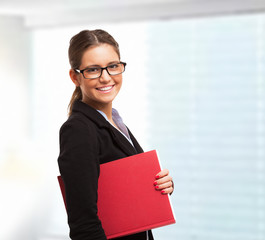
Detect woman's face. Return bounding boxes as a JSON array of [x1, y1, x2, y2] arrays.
[[71, 44, 122, 110]]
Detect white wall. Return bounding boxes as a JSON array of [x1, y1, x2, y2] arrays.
[[0, 16, 39, 240], [0, 16, 30, 152], [0, 16, 58, 240]]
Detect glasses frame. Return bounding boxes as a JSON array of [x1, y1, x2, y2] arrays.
[[75, 61, 127, 79]]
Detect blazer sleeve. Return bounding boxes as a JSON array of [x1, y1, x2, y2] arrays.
[[58, 117, 107, 240]]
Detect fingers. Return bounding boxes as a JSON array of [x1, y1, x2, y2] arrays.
[[154, 170, 174, 195], [155, 169, 169, 179], [154, 175, 173, 186], [161, 186, 174, 195], [154, 183, 174, 195]]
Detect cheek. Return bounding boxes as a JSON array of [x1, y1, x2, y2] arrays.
[[79, 81, 93, 95], [81, 79, 94, 88], [116, 75, 123, 85], [116, 78, 122, 92]]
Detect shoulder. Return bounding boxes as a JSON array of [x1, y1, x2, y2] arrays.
[[59, 112, 98, 142], [61, 111, 95, 130]]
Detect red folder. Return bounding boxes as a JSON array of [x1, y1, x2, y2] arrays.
[[58, 150, 175, 239]]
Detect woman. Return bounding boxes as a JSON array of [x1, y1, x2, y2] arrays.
[[58, 29, 174, 240]]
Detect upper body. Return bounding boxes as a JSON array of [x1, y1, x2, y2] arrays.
[[57, 29, 173, 240], [58, 100, 154, 239]]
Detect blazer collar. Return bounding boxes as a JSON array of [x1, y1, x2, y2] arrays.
[[72, 100, 140, 156], [72, 100, 109, 128]]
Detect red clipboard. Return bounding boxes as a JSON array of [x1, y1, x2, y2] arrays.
[[58, 150, 175, 239]]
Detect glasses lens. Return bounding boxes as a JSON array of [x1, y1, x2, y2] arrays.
[[107, 63, 125, 75], [83, 67, 101, 79]]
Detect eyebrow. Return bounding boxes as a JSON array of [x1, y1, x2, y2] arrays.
[[83, 61, 120, 69]]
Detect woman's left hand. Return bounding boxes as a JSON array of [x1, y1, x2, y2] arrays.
[[154, 169, 174, 195]]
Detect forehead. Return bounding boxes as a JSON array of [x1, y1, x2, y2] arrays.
[[80, 44, 119, 68]]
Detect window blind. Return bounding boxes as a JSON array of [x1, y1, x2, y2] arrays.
[[146, 14, 265, 240]]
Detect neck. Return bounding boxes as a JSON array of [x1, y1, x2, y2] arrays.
[[82, 99, 113, 121], [97, 103, 118, 128], [100, 105, 113, 121]]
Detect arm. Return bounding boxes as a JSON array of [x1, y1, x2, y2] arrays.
[[58, 119, 107, 240]]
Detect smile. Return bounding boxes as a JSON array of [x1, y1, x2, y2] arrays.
[[96, 85, 114, 93]]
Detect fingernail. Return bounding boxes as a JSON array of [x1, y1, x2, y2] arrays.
[[154, 181, 157, 185], [156, 175, 160, 179], [161, 190, 165, 194], [155, 185, 159, 189]]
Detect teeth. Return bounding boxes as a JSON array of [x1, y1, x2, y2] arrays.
[[98, 86, 112, 91]]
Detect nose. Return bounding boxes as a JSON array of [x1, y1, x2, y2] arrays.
[[99, 68, 111, 82]]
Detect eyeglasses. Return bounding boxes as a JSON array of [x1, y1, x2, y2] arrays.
[[75, 62, 126, 79]]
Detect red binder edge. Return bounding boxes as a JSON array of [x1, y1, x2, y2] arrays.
[[57, 176, 67, 210], [107, 219, 176, 239], [155, 150, 176, 224]]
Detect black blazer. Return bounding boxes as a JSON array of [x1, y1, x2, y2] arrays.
[[58, 100, 154, 240]]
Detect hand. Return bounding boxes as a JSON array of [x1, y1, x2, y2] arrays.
[[154, 169, 174, 195]]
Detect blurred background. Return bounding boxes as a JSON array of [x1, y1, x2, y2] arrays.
[[0, 0, 265, 239]]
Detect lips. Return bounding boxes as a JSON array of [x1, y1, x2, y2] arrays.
[[96, 85, 114, 93]]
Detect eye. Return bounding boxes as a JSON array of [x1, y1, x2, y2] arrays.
[[84, 67, 100, 73], [108, 63, 119, 69]]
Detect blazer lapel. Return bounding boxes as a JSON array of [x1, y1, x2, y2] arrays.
[[127, 127, 144, 154], [72, 100, 140, 156], [108, 126, 139, 156]]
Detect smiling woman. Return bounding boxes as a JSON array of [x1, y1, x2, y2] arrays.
[[57, 29, 174, 240]]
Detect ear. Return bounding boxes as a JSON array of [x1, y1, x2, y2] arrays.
[[69, 69, 80, 86]]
